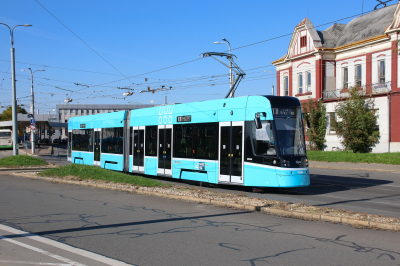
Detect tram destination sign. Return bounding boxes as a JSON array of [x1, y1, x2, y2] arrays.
[[272, 108, 296, 117], [177, 115, 191, 122]]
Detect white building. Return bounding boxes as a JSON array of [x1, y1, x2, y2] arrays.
[[272, 4, 400, 152]]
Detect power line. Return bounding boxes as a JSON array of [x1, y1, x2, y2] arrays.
[[34, 0, 134, 84]]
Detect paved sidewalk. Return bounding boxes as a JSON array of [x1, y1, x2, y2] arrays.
[[18, 145, 52, 156], [309, 160, 400, 173]]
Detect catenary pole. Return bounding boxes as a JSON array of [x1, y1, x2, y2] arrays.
[[0, 23, 32, 155], [21, 68, 45, 154]]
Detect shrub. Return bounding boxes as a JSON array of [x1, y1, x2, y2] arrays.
[[334, 87, 380, 153], [302, 98, 326, 151]]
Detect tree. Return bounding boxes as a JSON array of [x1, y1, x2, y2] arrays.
[[302, 98, 326, 150], [0, 105, 27, 121], [334, 87, 380, 153], [0, 106, 28, 136]]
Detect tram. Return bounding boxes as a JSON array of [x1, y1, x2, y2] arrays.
[[68, 95, 310, 187]]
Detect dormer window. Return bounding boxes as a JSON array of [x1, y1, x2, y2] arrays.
[[300, 36, 307, 48]]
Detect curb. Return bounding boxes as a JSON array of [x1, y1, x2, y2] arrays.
[[9, 173, 400, 232]]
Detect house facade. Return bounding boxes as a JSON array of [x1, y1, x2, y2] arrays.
[[272, 4, 400, 153]]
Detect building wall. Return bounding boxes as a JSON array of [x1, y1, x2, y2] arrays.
[[336, 55, 367, 89], [324, 96, 389, 153], [371, 50, 391, 84], [292, 56, 316, 101]]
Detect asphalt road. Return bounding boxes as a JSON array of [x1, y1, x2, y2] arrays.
[[0, 174, 399, 266], [1, 147, 400, 218]]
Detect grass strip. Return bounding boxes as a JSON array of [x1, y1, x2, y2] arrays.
[[39, 164, 170, 187], [307, 151, 400, 165], [0, 155, 47, 166]]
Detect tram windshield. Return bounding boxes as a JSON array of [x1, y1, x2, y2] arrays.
[[273, 107, 306, 156]]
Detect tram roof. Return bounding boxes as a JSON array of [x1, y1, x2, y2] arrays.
[[129, 95, 300, 126], [69, 111, 126, 129]]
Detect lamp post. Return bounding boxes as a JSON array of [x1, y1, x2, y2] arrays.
[[0, 23, 32, 155], [263, 71, 275, 95], [21, 68, 45, 154], [214, 38, 234, 96]]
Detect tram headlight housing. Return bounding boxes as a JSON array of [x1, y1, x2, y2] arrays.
[[283, 160, 287, 167]]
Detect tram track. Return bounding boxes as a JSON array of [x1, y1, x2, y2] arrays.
[[2, 163, 399, 218]]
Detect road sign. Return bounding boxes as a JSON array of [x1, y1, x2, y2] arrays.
[[30, 124, 37, 130], [30, 118, 36, 124]]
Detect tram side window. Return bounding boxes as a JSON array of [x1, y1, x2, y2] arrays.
[[101, 127, 123, 154], [72, 129, 93, 152], [145, 126, 157, 156], [174, 124, 193, 158], [251, 121, 276, 156], [195, 123, 218, 160]]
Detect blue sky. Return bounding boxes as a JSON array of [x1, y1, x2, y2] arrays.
[[0, 0, 393, 113]]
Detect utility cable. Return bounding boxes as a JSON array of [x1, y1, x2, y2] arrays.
[[34, 0, 134, 84]]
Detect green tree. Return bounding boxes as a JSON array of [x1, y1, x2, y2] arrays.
[[0, 105, 27, 121], [334, 87, 380, 153], [0, 106, 28, 136], [302, 98, 326, 150]]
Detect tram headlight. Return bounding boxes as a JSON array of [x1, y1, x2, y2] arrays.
[[283, 160, 287, 167], [273, 160, 277, 165]]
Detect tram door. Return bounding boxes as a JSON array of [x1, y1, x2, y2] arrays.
[[93, 128, 101, 166], [157, 125, 172, 175], [67, 130, 72, 162], [219, 121, 244, 184], [132, 126, 145, 172]]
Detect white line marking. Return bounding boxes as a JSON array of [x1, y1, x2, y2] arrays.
[[0, 260, 70, 265], [0, 224, 134, 266], [0, 235, 86, 266]]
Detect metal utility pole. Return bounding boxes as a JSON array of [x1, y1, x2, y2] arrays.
[[0, 23, 32, 155], [21, 68, 45, 154], [214, 38, 235, 96], [263, 71, 275, 95]]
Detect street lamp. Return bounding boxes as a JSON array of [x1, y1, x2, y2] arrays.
[[263, 71, 275, 96], [21, 68, 45, 154], [0, 23, 32, 155], [214, 38, 234, 96]]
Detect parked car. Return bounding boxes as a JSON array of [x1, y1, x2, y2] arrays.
[[60, 138, 68, 144], [22, 141, 31, 149], [52, 139, 59, 144]]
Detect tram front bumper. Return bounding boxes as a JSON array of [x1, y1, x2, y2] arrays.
[[276, 168, 310, 187]]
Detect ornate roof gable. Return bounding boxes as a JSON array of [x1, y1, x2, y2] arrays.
[[286, 18, 321, 60], [385, 3, 400, 33]]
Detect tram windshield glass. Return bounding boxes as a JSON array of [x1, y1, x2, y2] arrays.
[[273, 107, 306, 156]]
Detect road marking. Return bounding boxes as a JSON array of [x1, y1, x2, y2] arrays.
[[0, 224, 134, 266], [0, 234, 86, 266], [0, 260, 70, 265]]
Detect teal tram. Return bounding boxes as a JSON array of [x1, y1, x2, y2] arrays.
[[68, 95, 310, 188]]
